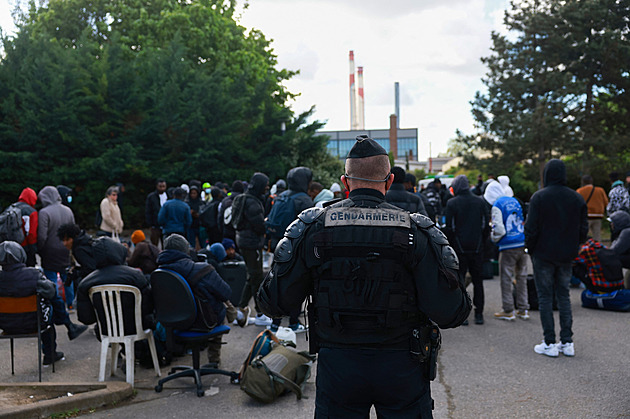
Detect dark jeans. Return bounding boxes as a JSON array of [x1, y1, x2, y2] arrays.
[[239, 248, 263, 313], [150, 227, 163, 248], [187, 226, 201, 249], [532, 257, 573, 345], [271, 310, 300, 328], [315, 348, 433, 419], [457, 252, 484, 314], [43, 270, 71, 326], [41, 326, 57, 357]]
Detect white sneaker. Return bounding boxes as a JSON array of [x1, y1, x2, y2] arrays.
[[290, 323, 307, 334], [516, 310, 530, 320], [534, 341, 559, 357], [254, 314, 272, 327], [557, 342, 575, 357]]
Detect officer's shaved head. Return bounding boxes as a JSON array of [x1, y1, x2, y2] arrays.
[[344, 155, 392, 192]]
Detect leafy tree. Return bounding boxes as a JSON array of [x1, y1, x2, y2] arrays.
[[0, 0, 340, 226], [455, 0, 630, 186]]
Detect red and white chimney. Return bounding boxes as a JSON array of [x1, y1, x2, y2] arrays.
[[349, 51, 358, 130], [357, 66, 365, 130]]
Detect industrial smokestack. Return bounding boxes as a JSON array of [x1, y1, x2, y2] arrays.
[[357, 66, 365, 130], [349, 51, 358, 130], [395, 82, 400, 128]]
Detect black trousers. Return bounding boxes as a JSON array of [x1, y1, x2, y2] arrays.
[[315, 348, 433, 419], [457, 251, 484, 314]]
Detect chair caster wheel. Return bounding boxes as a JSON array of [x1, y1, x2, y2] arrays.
[[155, 385, 162, 393], [197, 389, 204, 397]]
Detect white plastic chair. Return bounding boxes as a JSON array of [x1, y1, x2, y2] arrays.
[[88, 284, 161, 387]]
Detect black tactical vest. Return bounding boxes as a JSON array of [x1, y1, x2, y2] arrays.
[[310, 205, 426, 349]]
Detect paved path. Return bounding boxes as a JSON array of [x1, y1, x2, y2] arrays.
[[2, 277, 629, 418]]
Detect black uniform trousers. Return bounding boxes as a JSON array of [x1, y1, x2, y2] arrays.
[[315, 347, 433, 419]]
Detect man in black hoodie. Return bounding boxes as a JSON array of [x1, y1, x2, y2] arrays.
[[268, 167, 314, 333], [444, 175, 490, 325], [231, 172, 271, 326], [525, 159, 588, 358], [77, 237, 155, 337], [386, 167, 427, 216]]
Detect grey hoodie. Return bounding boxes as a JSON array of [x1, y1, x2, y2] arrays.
[[610, 211, 630, 257], [37, 186, 75, 271]]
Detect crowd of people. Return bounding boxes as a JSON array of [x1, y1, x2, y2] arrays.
[[0, 154, 629, 412]]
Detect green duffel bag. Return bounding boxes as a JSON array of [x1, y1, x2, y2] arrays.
[[240, 343, 316, 403]]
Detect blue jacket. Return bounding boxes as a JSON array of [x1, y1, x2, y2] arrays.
[[491, 196, 525, 251], [156, 249, 232, 324], [158, 199, 192, 235]]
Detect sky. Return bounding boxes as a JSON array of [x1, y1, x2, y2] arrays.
[[0, 0, 512, 161]]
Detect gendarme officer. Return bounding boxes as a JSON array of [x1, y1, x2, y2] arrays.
[[257, 135, 471, 418]]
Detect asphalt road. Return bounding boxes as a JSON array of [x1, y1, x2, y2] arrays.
[[2, 276, 629, 418]]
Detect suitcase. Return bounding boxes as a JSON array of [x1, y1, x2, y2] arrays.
[[217, 260, 248, 306], [581, 289, 630, 312]]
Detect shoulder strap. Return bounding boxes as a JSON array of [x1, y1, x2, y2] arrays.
[[585, 185, 595, 204], [254, 359, 305, 400], [187, 264, 215, 289]]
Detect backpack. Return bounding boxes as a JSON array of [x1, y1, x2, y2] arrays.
[[199, 201, 220, 229], [186, 265, 219, 332], [95, 208, 103, 229], [595, 247, 623, 283], [0, 204, 25, 244], [231, 194, 250, 230], [240, 340, 316, 403], [238, 329, 279, 381], [264, 192, 307, 240]]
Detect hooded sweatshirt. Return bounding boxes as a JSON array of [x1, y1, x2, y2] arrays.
[[235, 172, 269, 250], [0, 242, 56, 334], [444, 175, 490, 254], [524, 159, 588, 263], [156, 249, 232, 324], [488, 182, 526, 251], [16, 188, 38, 247], [37, 186, 75, 272], [77, 237, 155, 333], [610, 211, 630, 259], [286, 167, 314, 214]]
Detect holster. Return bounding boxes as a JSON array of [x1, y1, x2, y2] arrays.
[[410, 323, 441, 381]]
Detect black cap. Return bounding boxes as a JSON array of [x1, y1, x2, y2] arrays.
[[347, 135, 388, 159]]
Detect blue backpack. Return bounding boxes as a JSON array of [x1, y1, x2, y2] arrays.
[[265, 192, 306, 240]]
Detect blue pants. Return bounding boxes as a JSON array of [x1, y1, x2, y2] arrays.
[[43, 270, 71, 326], [532, 257, 573, 345], [315, 348, 433, 418]]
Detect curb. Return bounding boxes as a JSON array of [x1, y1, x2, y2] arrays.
[[0, 382, 133, 419]]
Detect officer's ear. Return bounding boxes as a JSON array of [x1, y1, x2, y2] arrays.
[[341, 175, 350, 192], [384, 173, 394, 192]]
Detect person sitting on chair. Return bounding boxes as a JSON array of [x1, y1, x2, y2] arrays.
[[0, 241, 62, 366], [156, 234, 232, 365], [77, 237, 156, 339]]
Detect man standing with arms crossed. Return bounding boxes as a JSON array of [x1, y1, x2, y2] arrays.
[[258, 136, 471, 418]]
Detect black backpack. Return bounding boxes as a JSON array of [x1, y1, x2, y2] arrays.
[[0, 204, 25, 244], [595, 247, 623, 282], [199, 201, 220, 230]]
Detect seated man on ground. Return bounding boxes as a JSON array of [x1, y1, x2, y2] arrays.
[[0, 241, 62, 365], [127, 230, 160, 276], [574, 238, 625, 293], [77, 237, 156, 339], [156, 234, 233, 365], [221, 238, 243, 262]]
